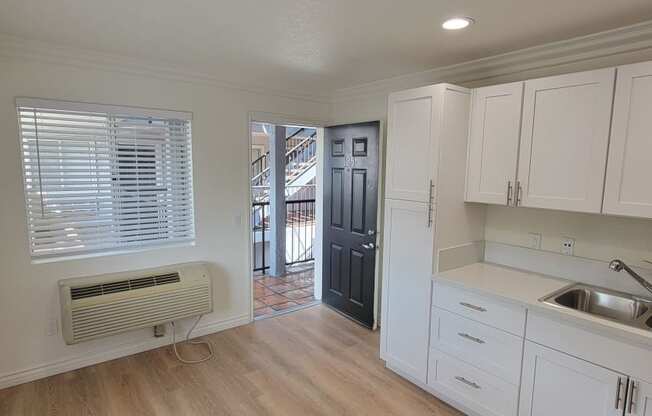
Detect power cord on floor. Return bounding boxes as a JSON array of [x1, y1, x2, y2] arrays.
[[170, 315, 214, 364]]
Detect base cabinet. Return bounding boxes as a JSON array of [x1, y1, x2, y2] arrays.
[[519, 341, 625, 416], [628, 379, 652, 416], [428, 349, 519, 416], [388, 278, 652, 416], [380, 199, 433, 383]]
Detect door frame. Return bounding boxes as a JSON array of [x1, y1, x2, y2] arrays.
[[245, 112, 328, 322], [245, 113, 385, 327]]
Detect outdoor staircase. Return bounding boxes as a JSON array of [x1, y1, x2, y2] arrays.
[[250, 127, 317, 271], [251, 128, 317, 202]]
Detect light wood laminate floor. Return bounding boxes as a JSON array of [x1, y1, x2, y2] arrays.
[[0, 305, 463, 416]]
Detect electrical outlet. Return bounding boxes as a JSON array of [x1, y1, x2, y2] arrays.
[[528, 233, 542, 249], [561, 238, 575, 256], [46, 318, 58, 336]]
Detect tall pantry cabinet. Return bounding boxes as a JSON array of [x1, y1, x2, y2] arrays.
[[380, 84, 485, 384]]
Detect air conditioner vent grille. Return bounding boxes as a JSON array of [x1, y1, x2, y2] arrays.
[[70, 272, 181, 300]]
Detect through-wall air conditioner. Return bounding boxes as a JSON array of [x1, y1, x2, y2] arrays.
[[59, 262, 212, 345]]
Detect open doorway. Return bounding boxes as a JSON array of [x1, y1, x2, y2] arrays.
[[248, 118, 382, 328], [250, 121, 320, 319]]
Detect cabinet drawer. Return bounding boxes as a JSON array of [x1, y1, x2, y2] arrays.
[[428, 349, 519, 416], [433, 283, 526, 336], [431, 308, 523, 384]]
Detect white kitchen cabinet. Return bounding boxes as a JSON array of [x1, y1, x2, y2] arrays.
[[430, 308, 524, 385], [626, 378, 652, 416], [603, 61, 652, 218], [380, 199, 433, 383], [516, 68, 615, 213], [465, 82, 523, 205], [433, 282, 526, 336], [385, 86, 440, 202], [428, 348, 519, 416], [627, 378, 652, 416], [520, 341, 626, 416], [381, 84, 482, 385]]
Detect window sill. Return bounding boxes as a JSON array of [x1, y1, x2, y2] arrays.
[[30, 241, 196, 265]]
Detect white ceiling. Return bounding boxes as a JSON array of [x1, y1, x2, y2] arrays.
[[2, 0, 652, 96]]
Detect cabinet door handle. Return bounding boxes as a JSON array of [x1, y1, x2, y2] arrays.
[[427, 180, 434, 228], [459, 302, 487, 312], [458, 332, 485, 344], [628, 380, 637, 414], [515, 181, 522, 206], [615, 377, 624, 410], [506, 181, 513, 206], [455, 376, 481, 389]]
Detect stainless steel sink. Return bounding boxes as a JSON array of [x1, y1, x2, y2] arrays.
[[541, 284, 652, 331]]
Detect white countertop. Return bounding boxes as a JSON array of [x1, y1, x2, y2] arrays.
[[434, 262, 652, 348], [435, 262, 569, 305]]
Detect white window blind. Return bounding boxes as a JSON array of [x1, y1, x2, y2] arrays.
[[17, 98, 195, 258]]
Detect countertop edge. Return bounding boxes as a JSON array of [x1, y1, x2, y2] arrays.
[[431, 262, 652, 350]]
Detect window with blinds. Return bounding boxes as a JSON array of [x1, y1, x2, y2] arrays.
[[16, 98, 195, 258]]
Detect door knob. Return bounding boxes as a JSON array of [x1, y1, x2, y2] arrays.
[[361, 243, 376, 250]]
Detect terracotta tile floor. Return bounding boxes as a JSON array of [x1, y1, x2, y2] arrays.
[[254, 267, 317, 318]]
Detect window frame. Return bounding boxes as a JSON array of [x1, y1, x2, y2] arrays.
[[16, 97, 196, 260]]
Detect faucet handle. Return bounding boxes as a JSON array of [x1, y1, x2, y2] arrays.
[[609, 259, 625, 271]]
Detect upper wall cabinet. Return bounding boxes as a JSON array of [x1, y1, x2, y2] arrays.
[[516, 68, 615, 213], [386, 86, 439, 203], [465, 82, 523, 205], [603, 61, 652, 219]]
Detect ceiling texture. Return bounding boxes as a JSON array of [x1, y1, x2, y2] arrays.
[[2, 0, 652, 96]]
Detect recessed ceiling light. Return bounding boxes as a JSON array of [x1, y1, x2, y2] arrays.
[[442, 17, 474, 30]]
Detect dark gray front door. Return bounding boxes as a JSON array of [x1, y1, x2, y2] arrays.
[[323, 121, 379, 328]]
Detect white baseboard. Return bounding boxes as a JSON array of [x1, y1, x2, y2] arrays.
[[0, 314, 251, 390]]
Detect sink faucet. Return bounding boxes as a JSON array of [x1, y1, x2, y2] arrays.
[[609, 259, 652, 297]]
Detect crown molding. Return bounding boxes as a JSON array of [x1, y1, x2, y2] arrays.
[[332, 20, 652, 103], [4, 20, 652, 107], [0, 34, 332, 104]]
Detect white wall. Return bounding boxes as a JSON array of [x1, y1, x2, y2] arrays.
[[331, 29, 652, 272], [0, 56, 329, 387], [485, 207, 652, 269]]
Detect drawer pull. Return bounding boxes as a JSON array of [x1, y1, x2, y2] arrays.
[[455, 376, 481, 389], [459, 302, 487, 312], [458, 332, 485, 344]]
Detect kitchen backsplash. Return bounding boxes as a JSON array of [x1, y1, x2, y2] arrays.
[[484, 205, 652, 269]]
